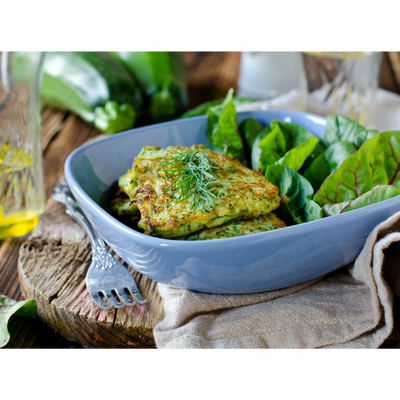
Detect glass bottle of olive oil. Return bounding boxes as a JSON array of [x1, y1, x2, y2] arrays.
[[0, 52, 45, 239], [0, 147, 45, 239]]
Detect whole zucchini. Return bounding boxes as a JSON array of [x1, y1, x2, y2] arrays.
[[110, 52, 188, 123], [41, 52, 143, 133]]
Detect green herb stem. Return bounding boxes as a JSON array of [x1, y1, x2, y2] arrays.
[[163, 148, 221, 212]]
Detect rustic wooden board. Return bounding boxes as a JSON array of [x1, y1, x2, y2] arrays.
[[17, 193, 164, 349]]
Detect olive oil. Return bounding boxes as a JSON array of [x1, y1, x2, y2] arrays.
[[0, 146, 44, 239], [0, 208, 40, 239]]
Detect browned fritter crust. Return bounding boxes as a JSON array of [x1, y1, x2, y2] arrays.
[[119, 145, 281, 238]]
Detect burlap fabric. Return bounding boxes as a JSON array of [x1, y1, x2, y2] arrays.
[[154, 212, 400, 348]]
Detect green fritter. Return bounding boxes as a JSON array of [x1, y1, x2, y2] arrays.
[[110, 196, 140, 218], [118, 145, 281, 239], [178, 213, 286, 240]]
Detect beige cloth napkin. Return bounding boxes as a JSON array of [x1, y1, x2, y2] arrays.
[[153, 212, 400, 349]]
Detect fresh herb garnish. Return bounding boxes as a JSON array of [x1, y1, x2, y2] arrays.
[[163, 147, 221, 212]]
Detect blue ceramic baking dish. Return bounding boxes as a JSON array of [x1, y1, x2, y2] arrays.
[[64, 110, 400, 294]]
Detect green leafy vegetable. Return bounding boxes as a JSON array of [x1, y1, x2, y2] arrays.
[[276, 137, 320, 172], [322, 185, 400, 216], [207, 89, 249, 167], [239, 117, 264, 156], [377, 131, 400, 185], [259, 122, 286, 156], [205, 89, 235, 149], [178, 96, 255, 119], [251, 126, 271, 170], [277, 121, 318, 149], [321, 114, 379, 149], [258, 121, 319, 173], [265, 165, 322, 225], [0, 294, 37, 348], [324, 140, 358, 171], [303, 141, 357, 192], [314, 131, 400, 207]]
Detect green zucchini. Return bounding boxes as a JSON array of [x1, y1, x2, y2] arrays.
[[41, 52, 143, 133], [110, 52, 188, 123]]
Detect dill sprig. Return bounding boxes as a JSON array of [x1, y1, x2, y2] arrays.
[[162, 147, 221, 212]]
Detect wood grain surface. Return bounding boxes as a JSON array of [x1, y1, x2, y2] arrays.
[[18, 196, 163, 348], [2, 52, 400, 348]]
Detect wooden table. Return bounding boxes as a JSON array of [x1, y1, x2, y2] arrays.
[[1, 52, 400, 348]]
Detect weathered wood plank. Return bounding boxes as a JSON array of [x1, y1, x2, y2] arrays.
[[183, 52, 241, 107], [0, 236, 27, 299], [379, 52, 400, 95], [40, 106, 68, 151], [388, 52, 400, 93], [18, 195, 164, 348], [42, 113, 100, 199]]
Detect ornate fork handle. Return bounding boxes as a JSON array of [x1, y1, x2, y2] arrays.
[[52, 180, 115, 269]]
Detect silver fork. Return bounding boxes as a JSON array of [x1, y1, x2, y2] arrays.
[[52, 179, 147, 310]]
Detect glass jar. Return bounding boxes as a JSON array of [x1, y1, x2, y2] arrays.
[[302, 52, 382, 128], [0, 52, 45, 239]]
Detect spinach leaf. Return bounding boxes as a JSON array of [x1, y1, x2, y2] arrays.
[[321, 114, 379, 149], [377, 131, 400, 186], [322, 184, 400, 216], [206, 88, 234, 146], [0, 294, 37, 348], [313, 132, 400, 207], [325, 140, 358, 171], [206, 89, 249, 167], [265, 165, 322, 224], [303, 141, 357, 192], [259, 122, 286, 155], [276, 137, 319, 172], [180, 99, 225, 119], [251, 126, 271, 170], [299, 141, 326, 174], [259, 121, 319, 173], [239, 117, 263, 157], [178, 96, 255, 119], [278, 121, 317, 149], [212, 101, 248, 165], [302, 151, 331, 193]]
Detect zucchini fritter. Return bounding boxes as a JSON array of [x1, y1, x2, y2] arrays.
[[118, 145, 281, 238], [179, 213, 286, 240]]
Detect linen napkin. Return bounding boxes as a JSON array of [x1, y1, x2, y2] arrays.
[[153, 88, 400, 349], [153, 211, 400, 349]]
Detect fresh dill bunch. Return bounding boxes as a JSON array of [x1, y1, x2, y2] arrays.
[[162, 147, 221, 212]]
